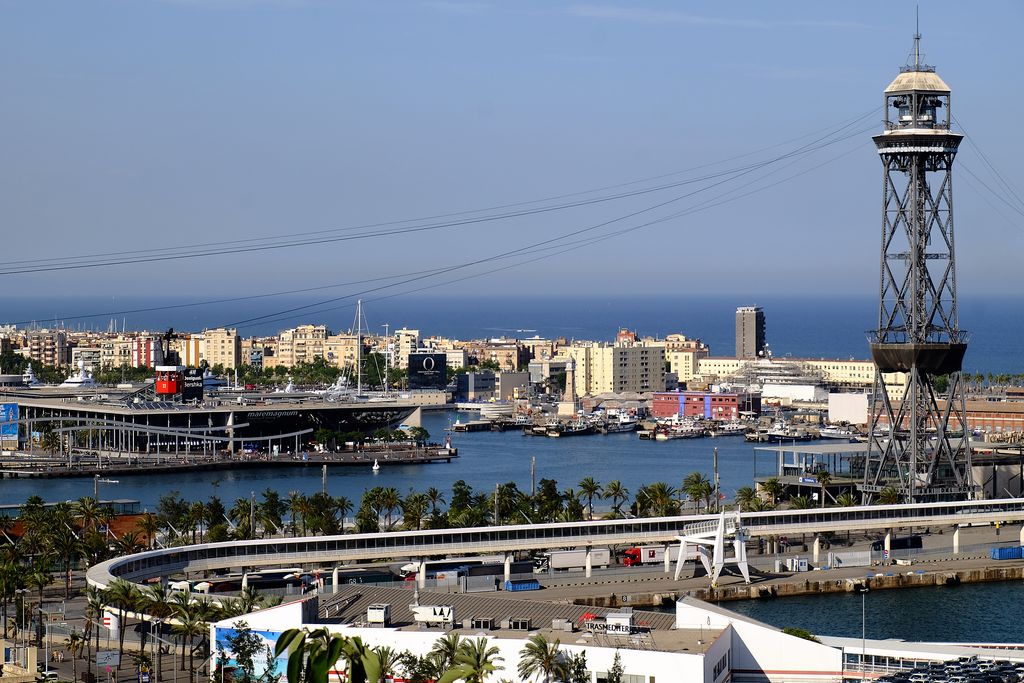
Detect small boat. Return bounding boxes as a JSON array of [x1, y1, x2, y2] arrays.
[[710, 421, 747, 437], [547, 419, 595, 437], [372, 459, 380, 472], [602, 413, 639, 434], [818, 424, 860, 441]]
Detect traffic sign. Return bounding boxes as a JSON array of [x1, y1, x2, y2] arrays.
[[96, 651, 120, 667]]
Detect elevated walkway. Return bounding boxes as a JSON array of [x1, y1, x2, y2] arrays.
[[88, 497, 1024, 590]]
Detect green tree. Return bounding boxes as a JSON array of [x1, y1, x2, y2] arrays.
[[877, 486, 901, 505], [516, 634, 561, 683], [429, 633, 463, 673], [439, 637, 504, 683], [603, 481, 629, 518], [275, 629, 382, 683], [761, 478, 784, 506], [734, 486, 758, 511], [577, 477, 602, 520], [815, 470, 832, 508], [781, 627, 820, 642], [606, 651, 624, 683]]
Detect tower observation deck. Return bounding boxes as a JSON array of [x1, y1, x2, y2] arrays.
[[861, 33, 975, 502]]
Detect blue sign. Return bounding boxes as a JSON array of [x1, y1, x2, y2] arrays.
[[0, 403, 16, 438]]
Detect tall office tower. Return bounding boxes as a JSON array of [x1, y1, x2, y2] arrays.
[[735, 306, 766, 359]]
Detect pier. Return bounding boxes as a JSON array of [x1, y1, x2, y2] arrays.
[[0, 446, 458, 479]]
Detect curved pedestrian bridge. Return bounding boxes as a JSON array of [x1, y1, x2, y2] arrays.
[[88, 497, 1024, 589]]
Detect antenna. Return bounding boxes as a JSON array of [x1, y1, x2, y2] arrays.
[[913, 6, 921, 69]]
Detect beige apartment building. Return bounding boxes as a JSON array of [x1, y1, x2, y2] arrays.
[[393, 328, 420, 369], [567, 343, 666, 397], [276, 325, 329, 367], [201, 328, 242, 370], [324, 333, 360, 370], [667, 347, 710, 384], [24, 330, 68, 367]]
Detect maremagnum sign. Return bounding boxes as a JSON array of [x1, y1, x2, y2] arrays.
[[407, 353, 447, 390], [1, 403, 17, 441]]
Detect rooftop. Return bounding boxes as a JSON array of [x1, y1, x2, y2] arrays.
[[316, 586, 719, 654], [884, 69, 950, 94]]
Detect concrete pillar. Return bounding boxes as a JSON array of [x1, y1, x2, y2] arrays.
[[884, 532, 892, 556], [241, 572, 248, 590], [585, 549, 593, 578], [813, 536, 821, 564], [664, 545, 672, 574], [1019, 524, 1024, 546], [332, 566, 339, 594], [953, 527, 961, 555], [503, 555, 512, 583], [417, 560, 427, 588]]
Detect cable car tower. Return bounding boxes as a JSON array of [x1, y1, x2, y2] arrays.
[[861, 30, 975, 502]]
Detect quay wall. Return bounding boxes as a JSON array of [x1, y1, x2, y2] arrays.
[[569, 562, 1024, 609]]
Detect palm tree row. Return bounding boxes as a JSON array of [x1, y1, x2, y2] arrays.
[[274, 629, 587, 683]]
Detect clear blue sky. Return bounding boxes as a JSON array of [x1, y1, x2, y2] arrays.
[[2, 0, 1022, 302]]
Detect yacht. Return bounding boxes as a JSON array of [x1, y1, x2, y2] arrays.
[[60, 360, 98, 389]]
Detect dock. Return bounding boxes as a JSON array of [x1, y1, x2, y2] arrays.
[[0, 446, 458, 479]]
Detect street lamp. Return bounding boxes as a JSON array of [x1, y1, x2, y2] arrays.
[[857, 586, 869, 681], [15, 588, 28, 650]]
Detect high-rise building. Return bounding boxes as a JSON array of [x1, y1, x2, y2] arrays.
[[735, 306, 766, 359]]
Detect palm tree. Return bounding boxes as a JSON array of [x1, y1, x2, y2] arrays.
[[734, 486, 757, 511], [335, 496, 354, 532], [402, 493, 429, 531], [429, 633, 463, 672], [815, 471, 832, 508], [65, 631, 86, 682], [85, 586, 106, 672], [136, 512, 161, 549], [229, 498, 254, 539], [441, 638, 504, 683], [835, 491, 859, 508], [275, 628, 382, 683], [761, 478, 784, 506], [114, 531, 145, 556], [602, 481, 629, 518], [287, 491, 303, 536], [425, 487, 446, 517], [379, 488, 402, 530], [789, 495, 813, 509], [374, 645, 403, 683], [877, 486, 901, 505], [106, 579, 141, 663], [516, 634, 561, 683], [682, 472, 712, 513], [0, 558, 23, 639], [577, 477, 602, 520], [23, 562, 51, 645], [75, 496, 103, 533], [49, 524, 81, 598]]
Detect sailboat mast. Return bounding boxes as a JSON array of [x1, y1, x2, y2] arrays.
[[356, 299, 363, 395]]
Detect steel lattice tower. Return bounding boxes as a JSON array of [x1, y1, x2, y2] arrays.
[[861, 34, 975, 503]]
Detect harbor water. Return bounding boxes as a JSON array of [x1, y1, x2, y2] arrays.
[[0, 410, 781, 507], [705, 581, 1024, 643]]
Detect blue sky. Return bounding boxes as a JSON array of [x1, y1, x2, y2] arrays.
[[2, 0, 1022, 303]]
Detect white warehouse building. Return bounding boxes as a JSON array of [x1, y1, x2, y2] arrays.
[[210, 588, 845, 683]]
